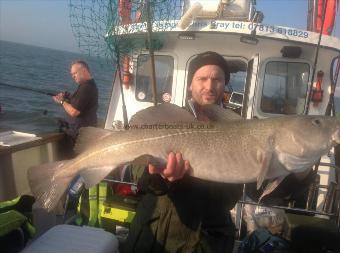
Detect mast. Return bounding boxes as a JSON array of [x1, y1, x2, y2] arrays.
[[307, 0, 337, 35], [307, 0, 318, 31]]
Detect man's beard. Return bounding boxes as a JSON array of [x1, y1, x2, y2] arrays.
[[201, 92, 219, 104]]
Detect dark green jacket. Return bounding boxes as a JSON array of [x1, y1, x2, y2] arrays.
[[122, 104, 243, 252], [122, 165, 242, 253]]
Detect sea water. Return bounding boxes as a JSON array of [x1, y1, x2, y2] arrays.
[[0, 40, 114, 133]]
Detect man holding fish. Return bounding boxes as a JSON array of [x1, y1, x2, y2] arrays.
[[28, 52, 340, 252], [123, 51, 242, 253]]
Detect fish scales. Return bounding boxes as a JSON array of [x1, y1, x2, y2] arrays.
[[70, 123, 267, 183], [28, 104, 340, 211]]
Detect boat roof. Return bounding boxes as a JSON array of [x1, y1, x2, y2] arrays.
[[111, 20, 340, 51]]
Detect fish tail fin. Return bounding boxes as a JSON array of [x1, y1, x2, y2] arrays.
[[27, 160, 73, 212]]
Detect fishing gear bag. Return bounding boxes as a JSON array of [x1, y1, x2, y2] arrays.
[[238, 227, 291, 253], [72, 163, 144, 232], [0, 195, 35, 253]]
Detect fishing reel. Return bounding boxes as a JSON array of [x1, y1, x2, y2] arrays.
[[63, 91, 71, 100]]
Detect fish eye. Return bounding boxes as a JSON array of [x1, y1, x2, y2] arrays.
[[312, 118, 322, 126]]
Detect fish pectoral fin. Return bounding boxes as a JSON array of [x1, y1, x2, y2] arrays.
[[75, 127, 117, 154], [256, 136, 275, 190], [258, 176, 286, 202], [256, 150, 272, 189], [80, 166, 121, 188]]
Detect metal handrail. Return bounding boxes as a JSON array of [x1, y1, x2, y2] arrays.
[[319, 162, 340, 172], [103, 178, 138, 186], [236, 161, 340, 239], [237, 200, 336, 217]]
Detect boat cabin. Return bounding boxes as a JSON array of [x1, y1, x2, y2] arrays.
[[103, 0, 340, 214], [105, 0, 340, 130]]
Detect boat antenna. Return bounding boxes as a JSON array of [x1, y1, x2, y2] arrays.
[[305, 0, 328, 115], [106, 0, 129, 129], [0, 82, 56, 96], [325, 53, 340, 116], [145, 0, 158, 106], [115, 51, 129, 128], [304, 0, 329, 184]]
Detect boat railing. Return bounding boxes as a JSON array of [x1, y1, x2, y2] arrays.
[[236, 161, 340, 239], [318, 162, 340, 227], [61, 162, 339, 241]]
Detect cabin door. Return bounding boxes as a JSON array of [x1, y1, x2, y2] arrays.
[[242, 54, 260, 119]]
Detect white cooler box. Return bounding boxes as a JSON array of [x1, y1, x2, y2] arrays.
[[21, 224, 119, 253]]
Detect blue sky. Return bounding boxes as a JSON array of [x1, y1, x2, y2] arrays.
[[0, 1, 78, 52], [0, 0, 339, 53]]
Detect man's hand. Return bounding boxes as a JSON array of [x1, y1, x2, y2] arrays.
[[53, 92, 65, 104], [53, 92, 80, 118], [148, 152, 192, 182]]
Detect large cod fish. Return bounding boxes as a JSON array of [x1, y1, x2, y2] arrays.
[[28, 104, 340, 211]]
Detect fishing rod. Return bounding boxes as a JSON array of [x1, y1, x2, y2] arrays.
[[145, 0, 158, 106], [305, 0, 328, 115], [0, 82, 56, 96]]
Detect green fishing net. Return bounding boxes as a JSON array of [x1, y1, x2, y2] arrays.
[[69, 0, 185, 63]]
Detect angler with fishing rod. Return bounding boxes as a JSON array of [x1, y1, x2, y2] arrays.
[[52, 60, 98, 147], [0, 60, 98, 141]]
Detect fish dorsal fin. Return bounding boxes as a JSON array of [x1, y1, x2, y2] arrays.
[[74, 127, 116, 154], [201, 104, 242, 121], [130, 103, 196, 125]]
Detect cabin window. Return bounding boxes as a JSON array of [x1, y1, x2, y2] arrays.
[[223, 59, 247, 114], [135, 54, 174, 103], [228, 60, 247, 93], [261, 61, 309, 115]]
